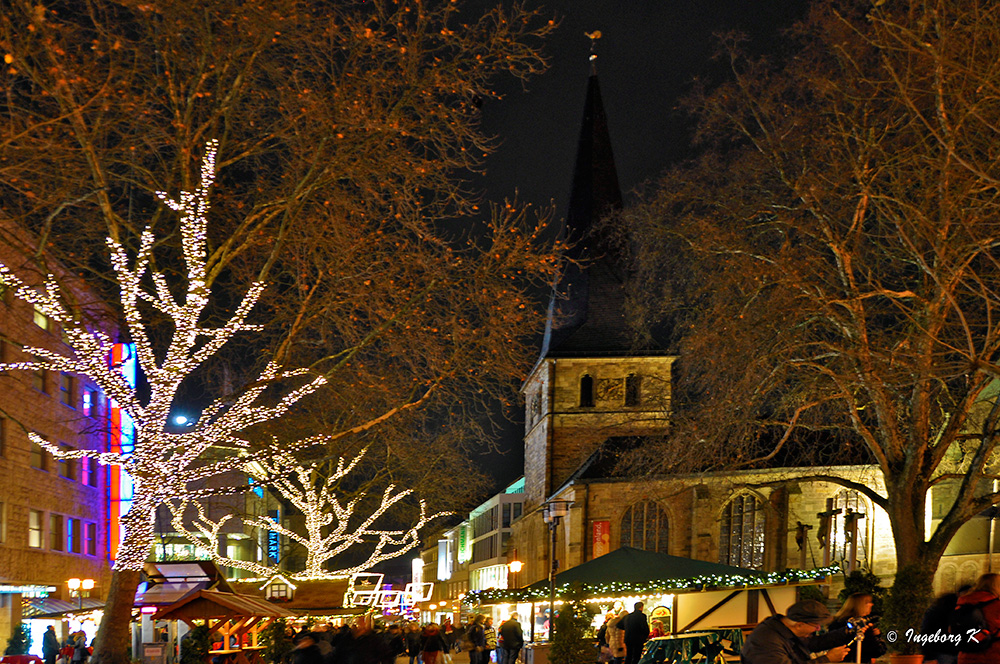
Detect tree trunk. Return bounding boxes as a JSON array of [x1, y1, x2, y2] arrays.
[[91, 568, 142, 664], [92, 500, 155, 664]]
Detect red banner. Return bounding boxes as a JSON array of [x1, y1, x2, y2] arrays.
[[593, 520, 611, 558]]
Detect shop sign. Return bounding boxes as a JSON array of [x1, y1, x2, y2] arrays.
[[592, 520, 611, 558], [0, 585, 57, 597], [457, 526, 471, 563]]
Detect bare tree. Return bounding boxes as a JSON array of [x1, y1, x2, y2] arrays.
[[627, 0, 1000, 642], [1, 4, 560, 662], [172, 447, 447, 579]]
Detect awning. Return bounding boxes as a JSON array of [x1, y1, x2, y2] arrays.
[[23, 597, 104, 619], [469, 547, 834, 605]]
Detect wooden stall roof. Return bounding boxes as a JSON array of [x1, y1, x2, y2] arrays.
[[152, 588, 296, 622]]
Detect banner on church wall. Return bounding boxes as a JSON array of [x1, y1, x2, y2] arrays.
[[592, 520, 611, 558]]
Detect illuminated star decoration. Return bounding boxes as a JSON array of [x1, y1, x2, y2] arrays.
[[0, 140, 329, 571], [171, 447, 448, 580]]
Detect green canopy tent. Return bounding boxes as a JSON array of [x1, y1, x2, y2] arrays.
[[522, 547, 768, 591], [469, 547, 833, 634]]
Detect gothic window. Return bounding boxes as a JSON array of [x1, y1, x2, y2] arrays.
[[830, 490, 868, 565], [580, 374, 595, 407], [620, 500, 669, 553], [625, 373, 641, 406], [719, 494, 767, 569]]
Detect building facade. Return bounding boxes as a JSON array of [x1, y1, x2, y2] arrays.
[[0, 218, 113, 645]]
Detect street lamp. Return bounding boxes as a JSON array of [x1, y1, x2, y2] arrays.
[[542, 500, 572, 640], [507, 559, 523, 589], [67, 578, 95, 610]]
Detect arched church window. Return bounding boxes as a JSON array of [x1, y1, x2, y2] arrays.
[[829, 489, 868, 566], [580, 374, 595, 407], [625, 373, 641, 406], [719, 494, 766, 569], [620, 500, 668, 553]]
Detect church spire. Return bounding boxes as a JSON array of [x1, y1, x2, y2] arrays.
[[539, 35, 629, 358]]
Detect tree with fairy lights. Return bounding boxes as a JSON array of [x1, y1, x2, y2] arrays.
[[171, 447, 447, 580], [0, 141, 345, 663]]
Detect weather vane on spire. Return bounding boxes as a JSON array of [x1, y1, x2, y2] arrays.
[[585, 30, 602, 63]]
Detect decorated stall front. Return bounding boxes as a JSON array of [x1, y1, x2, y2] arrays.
[[467, 548, 835, 641], [152, 589, 296, 664]]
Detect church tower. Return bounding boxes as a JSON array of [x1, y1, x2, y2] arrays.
[[522, 54, 675, 508]]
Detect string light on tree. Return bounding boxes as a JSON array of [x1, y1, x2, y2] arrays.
[[0, 140, 330, 572], [172, 447, 448, 580]]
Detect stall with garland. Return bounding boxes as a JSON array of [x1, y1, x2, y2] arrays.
[[465, 548, 836, 641]]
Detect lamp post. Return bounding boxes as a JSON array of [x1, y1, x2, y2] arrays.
[[507, 559, 523, 590], [67, 578, 95, 610], [542, 500, 571, 640]]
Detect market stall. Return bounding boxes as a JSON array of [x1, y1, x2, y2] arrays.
[[152, 589, 295, 664], [467, 547, 835, 639]]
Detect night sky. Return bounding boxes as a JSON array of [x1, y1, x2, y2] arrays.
[[473, 0, 809, 494]]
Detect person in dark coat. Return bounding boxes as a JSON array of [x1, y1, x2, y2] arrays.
[[498, 614, 523, 664], [42, 626, 60, 664], [291, 634, 325, 664], [617, 602, 650, 664], [467, 616, 487, 664], [920, 587, 970, 664], [421, 624, 447, 664], [741, 600, 853, 664]]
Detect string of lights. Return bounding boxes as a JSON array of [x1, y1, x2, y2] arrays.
[[464, 565, 840, 605], [172, 448, 449, 580], [0, 141, 329, 571]]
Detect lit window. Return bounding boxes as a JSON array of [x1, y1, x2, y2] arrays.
[[620, 500, 669, 553], [33, 305, 50, 331], [830, 490, 869, 565], [50, 514, 64, 551], [28, 510, 42, 548], [719, 494, 767, 570]]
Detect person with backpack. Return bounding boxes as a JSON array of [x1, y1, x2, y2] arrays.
[[952, 573, 1000, 663]]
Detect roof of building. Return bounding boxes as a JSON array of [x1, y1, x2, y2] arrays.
[[151, 588, 296, 622]]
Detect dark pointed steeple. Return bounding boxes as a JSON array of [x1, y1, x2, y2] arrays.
[[539, 45, 631, 358]]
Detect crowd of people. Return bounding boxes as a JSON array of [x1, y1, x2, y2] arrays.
[[741, 572, 1000, 664], [40, 627, 92, 664], [285, 613, 524, 664]]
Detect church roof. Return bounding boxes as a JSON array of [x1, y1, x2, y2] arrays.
[[539, 67, 637, 358], [539, 65, 667, 359]]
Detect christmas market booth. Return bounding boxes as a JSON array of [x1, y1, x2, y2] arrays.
[[467, 547, 836, 640], [152, 588, 296, 664]]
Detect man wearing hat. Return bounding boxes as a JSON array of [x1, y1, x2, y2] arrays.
[[741, 600, 857, 664]]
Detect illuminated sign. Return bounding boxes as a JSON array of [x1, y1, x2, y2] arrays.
[[0, 585, 56, 597], [457, 526, 471, 563], [108, 342, 137, 562], [267, 510, 281, 563]]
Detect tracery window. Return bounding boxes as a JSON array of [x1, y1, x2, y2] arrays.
[[719, 494, 766, 569], [620, 500, 669, 553], [830, 489, 868, 565]]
